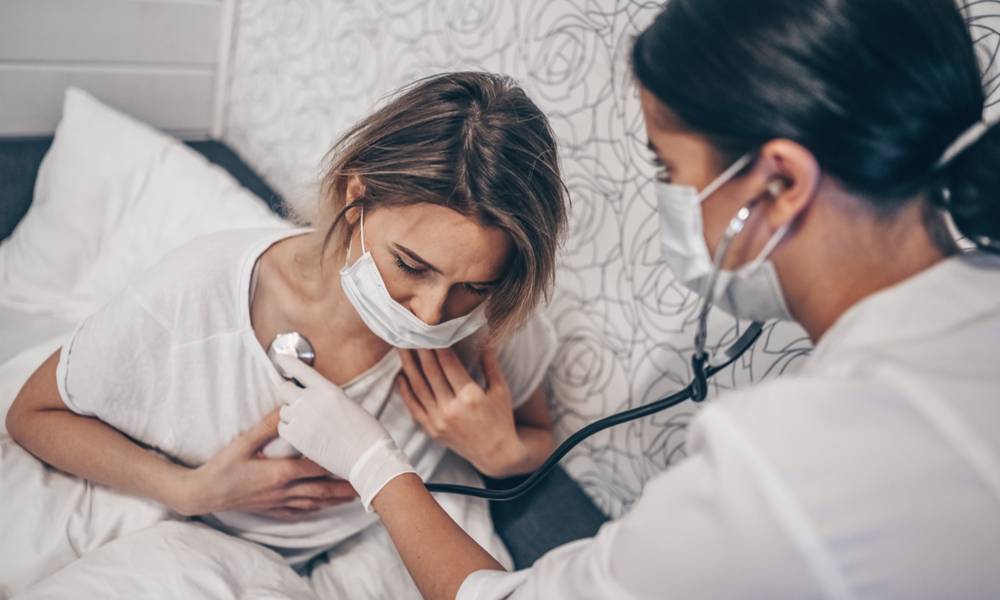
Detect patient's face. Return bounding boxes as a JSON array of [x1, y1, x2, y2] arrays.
[[344, 203, 511, 325]]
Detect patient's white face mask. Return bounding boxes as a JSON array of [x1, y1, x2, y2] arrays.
[[654, 154, 792, 322], [340, 209, 488, 349]]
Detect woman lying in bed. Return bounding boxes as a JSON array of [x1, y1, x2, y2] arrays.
[[6, 72, 567, 580]]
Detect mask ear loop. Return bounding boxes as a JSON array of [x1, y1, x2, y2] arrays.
[[343, 205, 367, 268], [697, 154, 755, 202], [359, 207, 367, 254]]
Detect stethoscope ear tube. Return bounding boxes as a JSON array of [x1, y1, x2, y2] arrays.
[[424, 322, 765, 500]]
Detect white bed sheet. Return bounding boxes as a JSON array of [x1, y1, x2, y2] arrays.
[[9, 451, 510, 600]]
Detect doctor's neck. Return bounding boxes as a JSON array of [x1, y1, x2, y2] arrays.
[[778, 186, 950, 344]]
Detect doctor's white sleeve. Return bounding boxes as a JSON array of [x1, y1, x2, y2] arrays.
[[457, 406, 832, 600]]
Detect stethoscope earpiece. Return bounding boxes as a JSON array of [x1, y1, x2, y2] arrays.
[[766, 179, 786, 198]]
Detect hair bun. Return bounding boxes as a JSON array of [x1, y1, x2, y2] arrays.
[[934, 123, 1000, 254]]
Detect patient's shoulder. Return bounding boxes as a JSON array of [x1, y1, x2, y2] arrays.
[[159, 227, 293, 273], [126, 227, 296, 331]]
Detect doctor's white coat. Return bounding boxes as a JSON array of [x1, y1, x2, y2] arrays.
[[460, 252, 1000, 600]]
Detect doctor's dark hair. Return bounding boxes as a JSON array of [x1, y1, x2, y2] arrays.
[[309, 71, 567, 339], [632, 0, 1000, 253]]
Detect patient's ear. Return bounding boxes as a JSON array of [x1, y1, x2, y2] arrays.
[[343, 175, 366, 225]]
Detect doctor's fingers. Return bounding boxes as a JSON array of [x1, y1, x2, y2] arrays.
[[273, 355, 330, 389], [276, 380, 306, 407]]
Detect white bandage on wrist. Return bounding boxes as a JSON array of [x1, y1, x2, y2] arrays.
[[350, 438, 418, 511]]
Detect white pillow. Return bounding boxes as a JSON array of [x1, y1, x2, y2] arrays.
[[0, 88, 287, 321]]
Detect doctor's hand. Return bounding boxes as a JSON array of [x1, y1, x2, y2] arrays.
[[397, 346, 523, 478], [274, 355, 418, 510], [177, 408, 358, 519]]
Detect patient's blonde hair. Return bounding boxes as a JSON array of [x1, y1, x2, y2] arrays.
[[290, 72, 568, 340]]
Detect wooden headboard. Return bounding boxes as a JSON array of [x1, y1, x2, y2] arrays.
[[0, 0, 235, 139]]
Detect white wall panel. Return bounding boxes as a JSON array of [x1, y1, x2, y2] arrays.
[[0, 0, 228, 137], [0, 65, 213, 137], [0, 0, 220, 65]]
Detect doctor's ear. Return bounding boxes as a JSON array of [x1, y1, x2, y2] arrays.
[[756, 139, 820, 230]]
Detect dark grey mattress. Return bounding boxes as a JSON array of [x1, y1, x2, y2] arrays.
[[0, 136, 606, 569]]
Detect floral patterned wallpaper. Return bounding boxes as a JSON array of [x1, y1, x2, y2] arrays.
[[223, 0, 1000, 517]]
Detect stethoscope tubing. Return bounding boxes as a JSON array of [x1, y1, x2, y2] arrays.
[[424, 322, 763, 500]]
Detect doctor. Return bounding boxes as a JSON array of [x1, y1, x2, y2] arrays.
[[276, 0, 1000, 597]]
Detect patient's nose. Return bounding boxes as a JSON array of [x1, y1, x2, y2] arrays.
[[409, 288, 448, 325]]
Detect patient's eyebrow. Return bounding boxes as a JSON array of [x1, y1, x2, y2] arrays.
[[393, 243, 503, 286]]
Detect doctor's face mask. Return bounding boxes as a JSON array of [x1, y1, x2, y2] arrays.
[[654, 154, 793, 322]]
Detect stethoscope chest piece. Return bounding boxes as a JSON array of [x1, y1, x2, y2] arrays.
[[261, 331, 316, 459], [267, 332, 316, 379]]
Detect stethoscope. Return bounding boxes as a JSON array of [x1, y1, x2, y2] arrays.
[[267, 201, 765, 501]]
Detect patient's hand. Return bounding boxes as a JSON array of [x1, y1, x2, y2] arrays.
[[397, 347, 524, 478], [174, 408, 358, 520]]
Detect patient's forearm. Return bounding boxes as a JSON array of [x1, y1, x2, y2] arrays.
[[29, 409, 187, 501], [11, 409, 187, 508]]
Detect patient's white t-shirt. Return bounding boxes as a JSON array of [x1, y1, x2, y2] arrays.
[[55, 227, 557, 552]]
